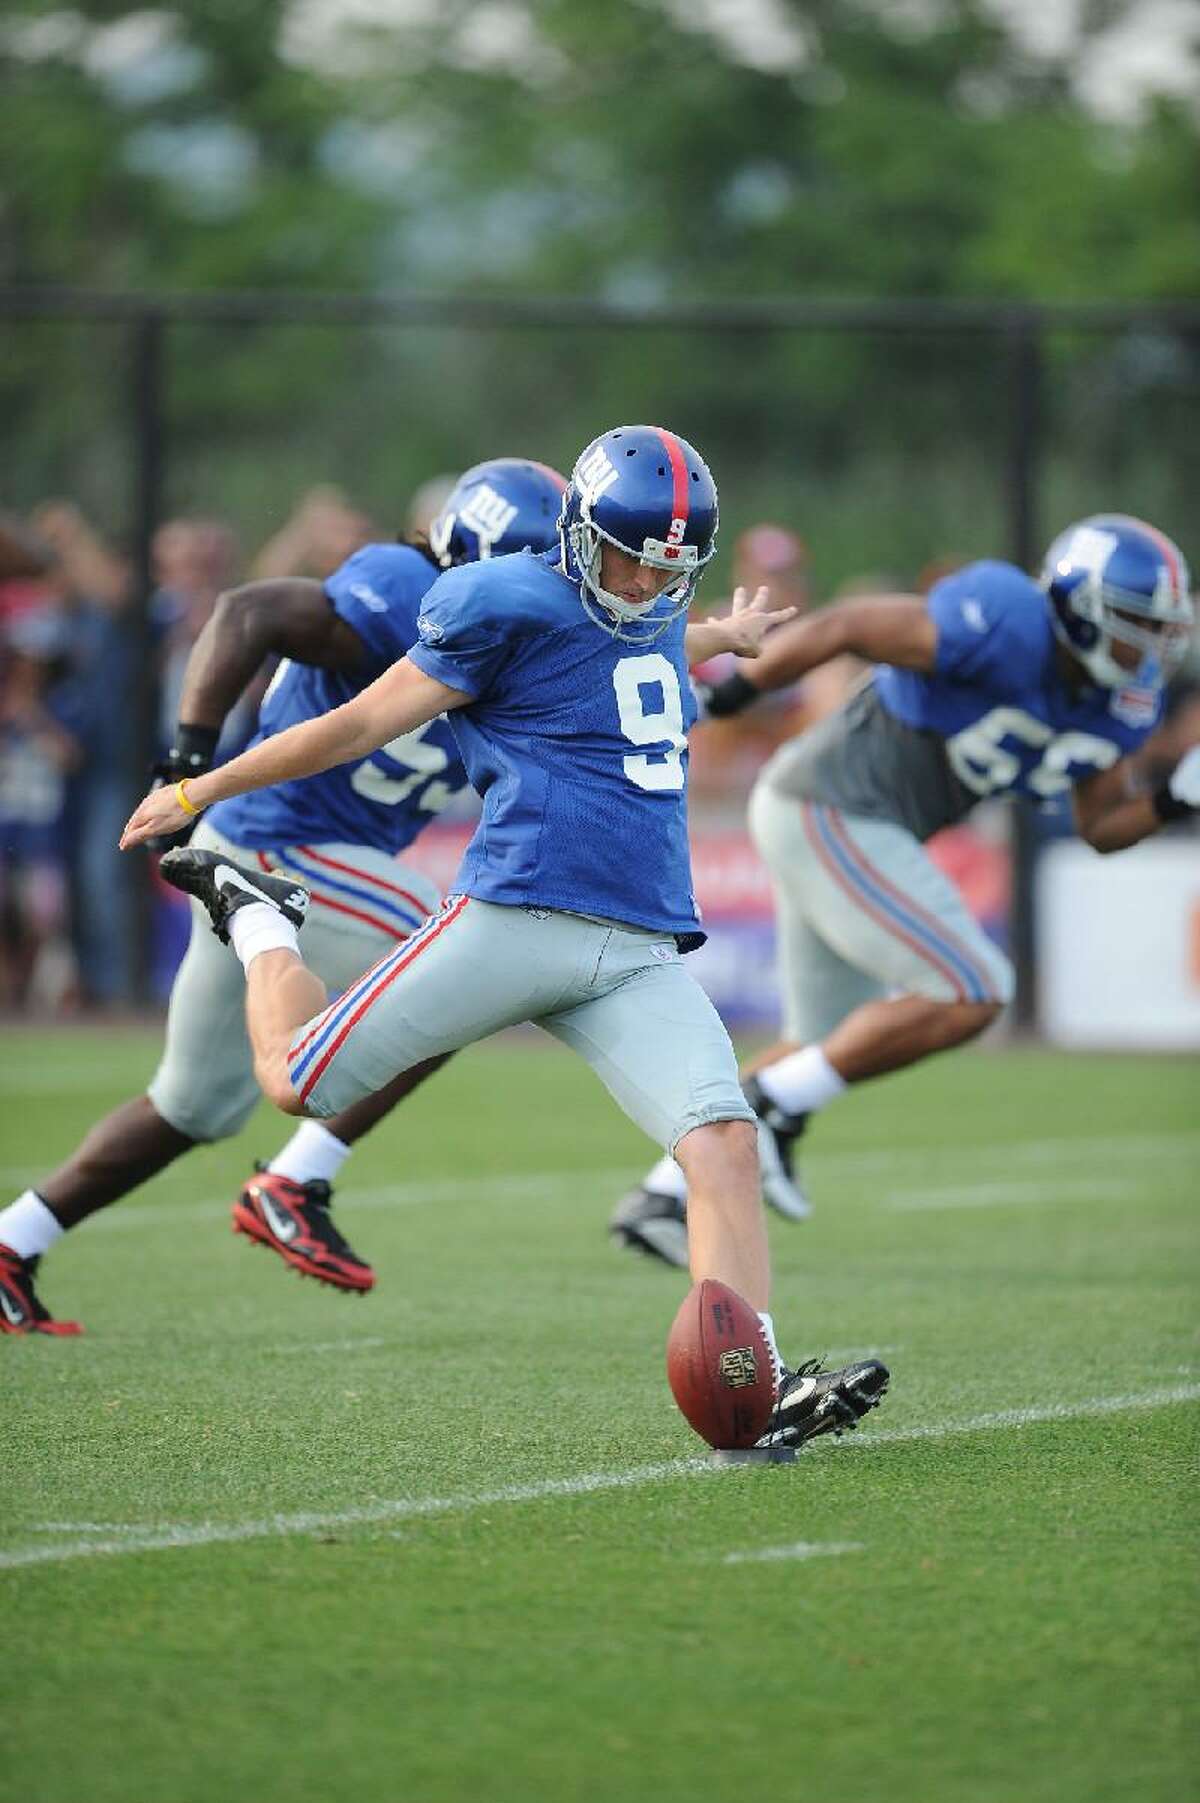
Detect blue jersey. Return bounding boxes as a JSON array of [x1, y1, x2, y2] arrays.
[[876, 560, 1162, 802], [212, 544, 470, 854], [407, 550, 703, 942]]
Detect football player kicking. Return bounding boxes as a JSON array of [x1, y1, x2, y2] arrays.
[[116, 424, 891, 1453], [611, 514, 1198, 1265], [0, 459, 568, 1332]]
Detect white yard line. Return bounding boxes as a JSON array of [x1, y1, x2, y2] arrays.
[[885, 1177, 1140, 1211], [258, 1336, 392, 1356], [723, 1541, 865, 1565], [815, 1132, 1200, 1181], [861, 1386, 1200, 1447], [3, 1383, 1196, 1574]]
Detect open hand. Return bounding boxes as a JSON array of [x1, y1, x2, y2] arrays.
[[706, 585, 797, 658], [120, 785, 194, 850]]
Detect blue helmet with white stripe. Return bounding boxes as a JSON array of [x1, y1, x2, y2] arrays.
[[429, 458, 566, 568], [1041, 513, 1193, 689], [559, 425, 719, 643]]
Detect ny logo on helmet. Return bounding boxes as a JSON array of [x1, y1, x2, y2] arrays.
[[457, 485, 520, 555], [574, 444, 620, 506]]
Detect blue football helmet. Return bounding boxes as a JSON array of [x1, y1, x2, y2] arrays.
[[559, 425, 719, 643], [429, 458, 566, 567], [1041, 513, 1193, 690]]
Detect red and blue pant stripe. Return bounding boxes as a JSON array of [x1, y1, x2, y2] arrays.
[[287, 894, 470, 1106], [256, 846, 430, 940], [801, 803, 998, 1005]]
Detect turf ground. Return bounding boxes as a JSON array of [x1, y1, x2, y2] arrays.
[[2, 1026, 1197, 1803]]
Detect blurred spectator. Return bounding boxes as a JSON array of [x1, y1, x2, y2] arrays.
[[27, 502, 140, 1007], [250, 485, 374, 581], [0, 608, 84, 1010], [0, 514, 56, 584]]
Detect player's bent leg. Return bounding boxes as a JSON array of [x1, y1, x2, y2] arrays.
[[158, 846, 323, 1115], [0, 1099, 197, 1336], [743, 786, 1013, 1201], [40, 1098, 195, 1227], [235, 1058, 453, 1294], [545, 935, 758, 1272], [286, 897, 576, 1122], [545, 931, 891, 1440], [0, 864, 275, 1333], [822, 991, 1004, 1081], [245, 951, 326, 1114], [233, 844, 446, 1291]]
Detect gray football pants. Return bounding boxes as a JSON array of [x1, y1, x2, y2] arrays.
[[748, 781, 1014, 1042], [148, 819, 441, 1140], [285, 895, 754, 1154]]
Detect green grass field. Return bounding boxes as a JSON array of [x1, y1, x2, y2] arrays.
[[3, 1027, 1197, 1803]]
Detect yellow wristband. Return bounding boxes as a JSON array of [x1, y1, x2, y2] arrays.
[[174, 779, 202, 818]]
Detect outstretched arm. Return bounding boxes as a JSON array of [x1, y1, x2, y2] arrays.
[[702, 596, 938, 716], [176, 580, 368, 731], [1072, 742, 1200, 853], [120, 658, 468, 848]]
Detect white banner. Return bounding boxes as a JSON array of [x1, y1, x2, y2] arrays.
[[1036, 837, 1200, 1048]]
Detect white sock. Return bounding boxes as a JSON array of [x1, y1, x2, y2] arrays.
[[0, 1191, 64, 1260], [644, 1154, 688, 1200], [269, 1121, 351, 1186], [227, 902, 300, 973], [757, 1044, 847, 1117], [757, 1310, 783, 1392]]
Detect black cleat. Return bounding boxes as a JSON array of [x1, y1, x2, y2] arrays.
[[758, 1357, 890, 1449], [609, 1185, 689, 1268], [159, 847, 309, 945], [0, 1245, 82, 1336], [744, 1074, 812, 1220]]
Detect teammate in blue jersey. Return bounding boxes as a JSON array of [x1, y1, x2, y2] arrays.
[[117, 425, 893, 1453], [0, 459, 569, 1334], [611, 514, 1199, 1264]]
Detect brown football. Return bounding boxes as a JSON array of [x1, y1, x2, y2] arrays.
[[666, 1279, 776, 1449]]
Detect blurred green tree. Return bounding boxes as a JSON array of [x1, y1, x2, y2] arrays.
[[0, 0, 1195, 574]]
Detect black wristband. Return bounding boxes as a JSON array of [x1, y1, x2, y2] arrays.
[[705, 672, 761, 718], [1152, 781, 1194, 824], [171, 723, 220, 766]]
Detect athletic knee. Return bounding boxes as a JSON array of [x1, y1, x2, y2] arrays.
[[148, 1083, 255, 1144], [930, 996, 1004, 1048], [253, 1054, 305, 1117], [676, 1117, 758, 1189]]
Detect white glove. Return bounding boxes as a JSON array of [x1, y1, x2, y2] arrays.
[[1168, 743, 1200, 809]]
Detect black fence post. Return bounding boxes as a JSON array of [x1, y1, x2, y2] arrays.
[[1005, 314, 1043, 1033], [129, 306, 166, 1005]]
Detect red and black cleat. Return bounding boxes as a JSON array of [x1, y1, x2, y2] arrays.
[[232, 1167, 375, 1293], [0, 1244, 83, 1336]]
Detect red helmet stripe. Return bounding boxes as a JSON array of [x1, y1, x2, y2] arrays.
[[654, 427, 690, 529]]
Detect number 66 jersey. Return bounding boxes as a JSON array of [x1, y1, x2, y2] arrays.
[[211, 543, 470, 858], [767, 559, 1163, 839], [407, 548, 704, 944]]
